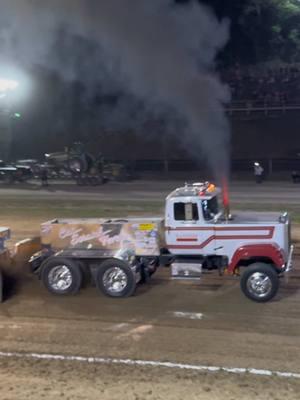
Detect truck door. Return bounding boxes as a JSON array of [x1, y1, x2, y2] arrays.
[[165, 199, 216, 255]]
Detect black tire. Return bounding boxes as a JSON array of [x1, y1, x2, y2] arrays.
[[240, 262, 279, 303], [41, 257, 83, 295], [86, 177, 95, 186], [95, 259, 136, 298], [140, 257, 159, 283], [68, 157, 88, 174], [77, 260, 91, 288], [148, 257, 159, 276], [90, 176, 102, 186], [291, 172, 300, 183], [84, 153, 95, 171], [75, 176, 84, 186], [4, 173, 14, 184]]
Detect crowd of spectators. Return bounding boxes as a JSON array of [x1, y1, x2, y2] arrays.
[[222, 63, 300, 109]]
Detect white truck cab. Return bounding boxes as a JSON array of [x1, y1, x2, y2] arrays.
[[162, 182, 293, 302], [165, 183, 221, 256]]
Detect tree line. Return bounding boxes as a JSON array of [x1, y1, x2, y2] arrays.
[[176, 0, 300, 65]]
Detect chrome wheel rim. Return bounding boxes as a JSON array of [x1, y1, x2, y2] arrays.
[[247, 272, 272, 298], [48, 265, 73, 292], [103, 267, 128, 294]]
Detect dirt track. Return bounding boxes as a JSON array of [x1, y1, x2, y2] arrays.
[[0, 265, 299, 399], [1, 179, 300, 204], [0, 181, 300, 399], [1, 357, 300, 400]]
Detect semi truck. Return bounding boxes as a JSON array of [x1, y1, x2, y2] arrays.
[[29, 182, 293, 302]]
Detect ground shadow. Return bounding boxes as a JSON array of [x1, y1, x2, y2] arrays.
[[2, 273, 21, 302]]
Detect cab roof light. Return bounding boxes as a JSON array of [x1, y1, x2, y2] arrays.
[[207, 184, 216, 193]]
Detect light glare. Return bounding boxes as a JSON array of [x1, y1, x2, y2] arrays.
[[0, 79, 19, 93]]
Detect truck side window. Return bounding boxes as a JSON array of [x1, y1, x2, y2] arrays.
[[202, 198, 219, 221], [174, 203, 199, 221]]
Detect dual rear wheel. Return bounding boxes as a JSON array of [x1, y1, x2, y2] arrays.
[[41, 257, 136, 298]]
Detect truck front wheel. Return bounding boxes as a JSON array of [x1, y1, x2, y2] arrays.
[[96, 259, 136, 298], [240, 263, 279, 303], [41, 257, 83, 295]]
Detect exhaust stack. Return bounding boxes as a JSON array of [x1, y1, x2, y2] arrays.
[[222, 178, 231, 221]]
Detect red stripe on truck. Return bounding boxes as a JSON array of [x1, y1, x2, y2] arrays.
[[176, 238, 198, 242], [166, 226, 275, 232], [168, 229, 274, 250]]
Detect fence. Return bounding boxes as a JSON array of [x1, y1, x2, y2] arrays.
[[227, 101, 300, 117], [126, 158, 300, 178]]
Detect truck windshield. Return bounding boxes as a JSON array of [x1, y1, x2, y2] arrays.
[[201, 197, 219, 221]]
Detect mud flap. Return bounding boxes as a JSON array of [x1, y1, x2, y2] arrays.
[[13, 237, 41, 263]]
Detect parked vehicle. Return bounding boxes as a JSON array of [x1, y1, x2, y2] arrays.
[[45, 143, 103, 185], [0, 160, 33, 183], [44, 143, 133, 185], [16, 159, 41, 178], [29, 182, 293, 302], [291, 171, 300, 183]]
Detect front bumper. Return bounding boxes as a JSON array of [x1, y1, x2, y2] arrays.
[[284, 245, 294, 273]]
